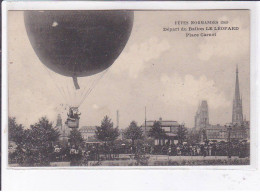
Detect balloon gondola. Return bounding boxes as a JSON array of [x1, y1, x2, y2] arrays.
[[24, 10, 134, 128], [65, 107, 80, 128]]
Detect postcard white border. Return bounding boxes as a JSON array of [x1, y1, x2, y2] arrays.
[[2, 0, 260, 190]]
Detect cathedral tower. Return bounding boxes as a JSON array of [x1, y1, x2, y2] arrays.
[[56, 114, 62, 127], [232, 66, 243, 125], [194, 100, 209, 131]]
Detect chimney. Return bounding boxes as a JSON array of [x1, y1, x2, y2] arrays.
[[116, 110, 119, 128]]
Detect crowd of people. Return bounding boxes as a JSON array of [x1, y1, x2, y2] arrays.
[[150, 141, 249, 157], [50, 140, 249, 165]]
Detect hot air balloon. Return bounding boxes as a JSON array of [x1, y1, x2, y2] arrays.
[[24, 10, 134, 128]]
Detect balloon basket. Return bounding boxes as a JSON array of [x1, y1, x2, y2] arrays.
[[67, 119, 79, 129]]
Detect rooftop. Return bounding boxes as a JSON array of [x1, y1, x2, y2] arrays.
[[143, 120, 181, 127], [79, 126, 97, 133]]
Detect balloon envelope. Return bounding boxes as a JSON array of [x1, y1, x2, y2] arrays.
[[24, 11, 134, 77]]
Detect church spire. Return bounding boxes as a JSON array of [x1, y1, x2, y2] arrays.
[[235, 65, 240, 101], [232, 66, 243, 125]]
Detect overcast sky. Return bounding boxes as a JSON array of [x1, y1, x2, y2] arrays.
[[8, 10, 250, 129]]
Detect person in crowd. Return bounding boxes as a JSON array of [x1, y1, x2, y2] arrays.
[[192, 146, 196, 156], [168, 147, 172, 156], [150, 146, 154, 155], [204, 144, 208, 157], [200, 144, 205, 157], [208, 144, 212, 156], [176, 146, 181, 156], [196, 145, 201, 156]]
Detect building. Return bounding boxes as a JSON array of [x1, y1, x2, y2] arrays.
[[194, 100, 209, 131], [78, 126, 97, 141], [232, 66, 243, 125], [230, 66, 249, 141], [205, 124, 227, 142], [230, 122, 250, 141], [141, 118, 183, 145], [55, 114, 71, 145], [203, 67, 249, 142], [206, 123, 249, 142]]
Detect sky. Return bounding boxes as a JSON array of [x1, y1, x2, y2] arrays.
[[8, 10, 250, 129]]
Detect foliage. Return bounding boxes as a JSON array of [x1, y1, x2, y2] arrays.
[[124, 121, 143, 146], [68, 128, 84, 147], [177, 125, 188, 144], [148, 121, 167, 146], [29, 117, 60, 145], [186, 130, 200, 145], [95, 115, 119, 143], [8, 117, 25, 144], [113, 139, 131, 151], [9, 117, 60, 166]]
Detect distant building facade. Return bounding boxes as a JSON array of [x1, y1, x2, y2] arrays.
[[78, 126, 97, 141], [205, 123, 249, 142], [205, 124, 226, 141]]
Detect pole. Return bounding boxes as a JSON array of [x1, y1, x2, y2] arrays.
[[117, 110, 122, 140], [117, 110, 119, 128], [145, 106, 147, 135], [228, 125, 231, 158]]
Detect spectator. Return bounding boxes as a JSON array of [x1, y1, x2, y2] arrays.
[[209, 144, 212, 156]]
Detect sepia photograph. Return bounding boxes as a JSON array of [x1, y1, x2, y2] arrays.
[[7, 9, 250, 167]]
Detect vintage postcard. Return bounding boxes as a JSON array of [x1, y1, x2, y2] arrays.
[[7, 9, 250, 167]]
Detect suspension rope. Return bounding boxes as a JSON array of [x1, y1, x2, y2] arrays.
[[78, 69, 109, 107], [41, 64, 67, 102], [59, 76, 68, 105], [77, 74, 99, 105], [66, 79, 73, 106], [78, 71, 106, 106], [41, 64, 110, 108], [61, 86, 69, 105]]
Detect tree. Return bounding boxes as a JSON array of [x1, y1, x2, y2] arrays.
[[186, 130, 200, 145], [67, 129, 84, 165], [68, 128, 84, 147], [8, 117, 25, 145], [95, 116, 119, 159], [148, 121, 167, 146], [29, 117, 60, 145], [8, 117, 26, 164], [177, 125, 188, 144], [95, 115, 119, 144], [23, 117, 60, 166], [8, 117, 60, 166], [124, 121, 143, 152]]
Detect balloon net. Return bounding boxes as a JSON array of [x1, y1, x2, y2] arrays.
[[42, 64, 108, 109]]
